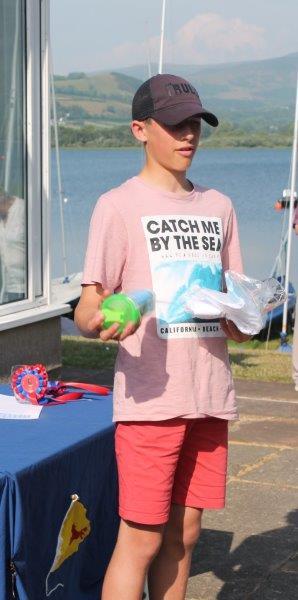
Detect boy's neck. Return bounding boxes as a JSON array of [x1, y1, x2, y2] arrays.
[[138, 164, 193, 195]]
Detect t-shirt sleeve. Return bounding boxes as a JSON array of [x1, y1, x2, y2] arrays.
[[221, 206, 243, 274], [81, 195, 128, 290]]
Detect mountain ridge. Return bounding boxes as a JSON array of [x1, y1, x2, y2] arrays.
[[54, 52, 298, 130]]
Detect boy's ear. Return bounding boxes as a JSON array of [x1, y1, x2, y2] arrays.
[[131, 120, 148, 143]]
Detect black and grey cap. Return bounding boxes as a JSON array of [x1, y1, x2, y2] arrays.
[[132, 73, 218, 127]]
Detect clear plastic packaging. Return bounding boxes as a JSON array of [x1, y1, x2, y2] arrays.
[[183, 270, 287, 335]]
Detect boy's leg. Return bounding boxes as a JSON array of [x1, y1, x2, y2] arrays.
[[101, 518, 165, 600], [102, 419, 188, 599], [148, 504, 203, 600], [148, 417, 228, 600]]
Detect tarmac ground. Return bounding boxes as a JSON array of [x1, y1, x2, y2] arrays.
[[61, 366, 298, 600], [188, 379, 298, 600]]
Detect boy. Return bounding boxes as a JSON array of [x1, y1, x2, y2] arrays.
[[75, 74, 249, 600]]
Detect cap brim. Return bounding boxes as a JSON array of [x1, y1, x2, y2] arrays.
[[153, 103, 218, 127]]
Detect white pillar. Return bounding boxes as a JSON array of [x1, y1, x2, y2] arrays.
[[282, 74, 298, 334]]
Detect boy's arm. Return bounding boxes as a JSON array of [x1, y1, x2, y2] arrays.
[[220, 317, 251, 343], [74, 284, 137, 341]]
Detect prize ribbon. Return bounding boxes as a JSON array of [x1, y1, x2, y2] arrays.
[[11, 364, 48, 404], [11, 364, 110, 406]]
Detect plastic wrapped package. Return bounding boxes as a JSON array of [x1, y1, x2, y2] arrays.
[[183, 270, 287, 335]]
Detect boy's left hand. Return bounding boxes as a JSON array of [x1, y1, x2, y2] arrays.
[[220, 318, 251, 343]]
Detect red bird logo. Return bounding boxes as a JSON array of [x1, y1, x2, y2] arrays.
[[69, 524, 88, 545]]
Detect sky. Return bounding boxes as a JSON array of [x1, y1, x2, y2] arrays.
[[51, 0, 298, 75]]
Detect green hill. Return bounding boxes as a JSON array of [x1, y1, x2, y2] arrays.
[[53, 52, 297, 147], [54, 71, 142, 124]]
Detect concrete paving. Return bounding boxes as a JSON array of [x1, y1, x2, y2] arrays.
[[186, 379, 298, 600], [61, 368, 298, 599]]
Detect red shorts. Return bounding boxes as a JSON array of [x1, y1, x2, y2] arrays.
[[115, 417, 228, 525]]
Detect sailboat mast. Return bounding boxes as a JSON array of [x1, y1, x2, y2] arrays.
[[145, 20, 152, 78], [158, 0, 166, 74], [282, 73, 298, 334]]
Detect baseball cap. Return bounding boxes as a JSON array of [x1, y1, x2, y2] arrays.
[[132, 73, 218, 127]]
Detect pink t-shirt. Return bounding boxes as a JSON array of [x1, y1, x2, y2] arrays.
[[82, 176, 243, 422]]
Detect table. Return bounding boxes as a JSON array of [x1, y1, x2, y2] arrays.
[[0, 384, 119, 600]]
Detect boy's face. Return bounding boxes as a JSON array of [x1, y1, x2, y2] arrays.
[[131, 117, 201, 173]]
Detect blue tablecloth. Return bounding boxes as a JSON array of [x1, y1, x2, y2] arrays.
[[0, 385, 119, 600]]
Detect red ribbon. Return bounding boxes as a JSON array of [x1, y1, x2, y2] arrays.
[[44, 381, 110, 405]]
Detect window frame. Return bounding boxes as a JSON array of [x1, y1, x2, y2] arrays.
[[0, 0, 51, 318]]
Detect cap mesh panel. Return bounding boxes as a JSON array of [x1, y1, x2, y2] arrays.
[[132, 80, 154, 120]]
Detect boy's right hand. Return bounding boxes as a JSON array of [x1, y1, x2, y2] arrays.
[[75, 285, 139, 341], [87, 310, 137, 342]]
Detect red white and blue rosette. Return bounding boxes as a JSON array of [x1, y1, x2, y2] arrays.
[[11, 364, 48, 404]]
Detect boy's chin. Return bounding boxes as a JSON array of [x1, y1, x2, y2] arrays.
[[174, 157, 194, 171]]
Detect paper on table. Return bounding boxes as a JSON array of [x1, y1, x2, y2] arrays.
[[0, 394, 43, 419]]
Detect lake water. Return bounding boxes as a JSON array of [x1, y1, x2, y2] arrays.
[[51, 147, 298, 287]]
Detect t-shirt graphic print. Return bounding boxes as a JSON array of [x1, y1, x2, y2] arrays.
[[142, 214, 224, 339]]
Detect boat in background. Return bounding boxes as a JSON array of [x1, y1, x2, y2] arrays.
[[261, 75, 298, 343], [260, 278, 296, 339], [50, 47, 82, 315], [51, 272, 81, 312]]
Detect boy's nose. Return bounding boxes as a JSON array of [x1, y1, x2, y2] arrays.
[[181, 127, 195, 140]]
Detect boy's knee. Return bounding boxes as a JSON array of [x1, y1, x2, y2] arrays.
[[121, 519, 164, 563], [166, 521, 201, 553], [182, 520, 202, 551], [163, 507, 203, 554], [141, 535, 163, 562]]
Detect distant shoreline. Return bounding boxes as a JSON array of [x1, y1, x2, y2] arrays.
[[52, 122, 292, 151], [53, 143, 291, 150]]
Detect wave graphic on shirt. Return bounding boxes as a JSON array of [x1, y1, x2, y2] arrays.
[[154, 260, 222, 324]]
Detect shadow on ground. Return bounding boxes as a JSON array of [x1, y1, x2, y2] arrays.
[[228, 353, 257, 368], [190, 510, 298, 599]]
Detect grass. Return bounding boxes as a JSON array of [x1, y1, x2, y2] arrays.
[[62, 336, 118, 370], [62, 333, 294, 383], [228, 334, 293, 383], [229, 348, 292, 382]]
